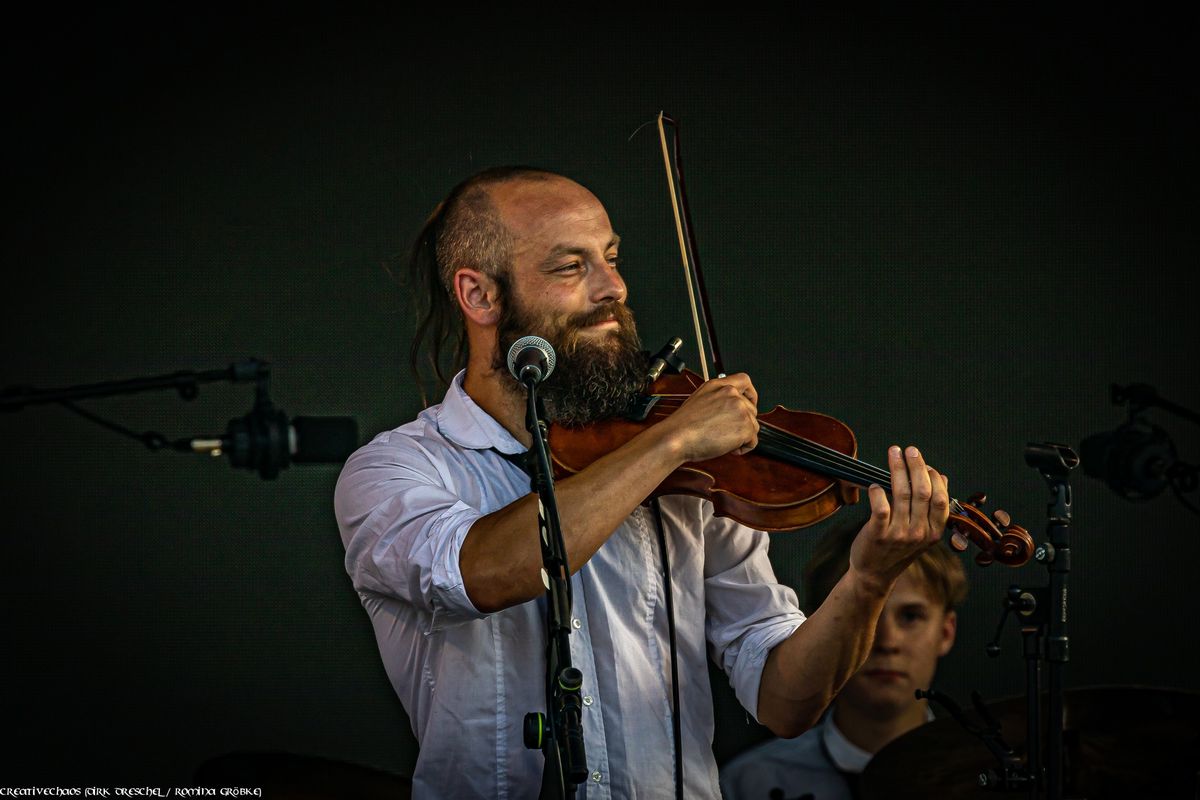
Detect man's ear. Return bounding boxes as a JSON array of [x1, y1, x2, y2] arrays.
[[938, 609, 958, 658], [453, 267, 502, 326]]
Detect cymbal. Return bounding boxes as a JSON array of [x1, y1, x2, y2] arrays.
[[861, 685, 1200, 800], [193, 752, 412, 800]]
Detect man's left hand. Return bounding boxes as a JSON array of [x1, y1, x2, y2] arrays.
[[848, 445, 950, 596]]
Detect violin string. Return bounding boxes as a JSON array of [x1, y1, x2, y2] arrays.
[[755, 427, 889, 486], [760, 424, 891, 482], [754, 428, 967, 515], [648, 394, 964, 514], [759, 428, 968, 515]]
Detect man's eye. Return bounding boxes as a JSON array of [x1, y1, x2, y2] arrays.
[[555, 262, 584, 273]]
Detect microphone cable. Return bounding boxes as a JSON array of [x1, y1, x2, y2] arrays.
[[650, 498, 685, 800]]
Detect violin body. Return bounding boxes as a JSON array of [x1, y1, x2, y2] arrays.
[[549, 369, 861, 532]]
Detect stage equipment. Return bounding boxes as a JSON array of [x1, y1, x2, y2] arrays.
[[861, 686, 1200, 799], [0, 358, 357, 479], [1080, 383, 1198, 515]]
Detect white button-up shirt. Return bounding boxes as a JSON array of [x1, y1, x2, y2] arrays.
[[335, 372, 805, 798]]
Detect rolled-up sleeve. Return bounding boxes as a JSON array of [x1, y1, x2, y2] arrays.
[[701, 509, 805, 722], [334, 438, 487, 631]]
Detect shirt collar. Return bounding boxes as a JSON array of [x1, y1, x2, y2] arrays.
[[435, 370, 527, 455], [822, 709, 874, 774], [821, 703, 937, 774]]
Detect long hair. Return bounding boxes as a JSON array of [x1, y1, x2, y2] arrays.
[[407, 166, 559, 405]]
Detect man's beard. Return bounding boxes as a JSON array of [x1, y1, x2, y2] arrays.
[[494, 295, 648, 427]]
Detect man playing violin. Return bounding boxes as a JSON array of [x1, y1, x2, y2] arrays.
[[334, 166, 952, 798]]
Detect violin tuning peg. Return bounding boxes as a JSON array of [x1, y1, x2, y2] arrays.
[[993, 508, 1011, 527], [975, 551, 995, 567], [949, 531, 969, 552], [967, 492, 988, 507]]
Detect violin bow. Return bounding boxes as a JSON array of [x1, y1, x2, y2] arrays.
[[656, 112, 723, 380], [650, 112, 1033, 566]]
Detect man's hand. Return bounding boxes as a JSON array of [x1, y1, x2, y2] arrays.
[[658, 373, 760, 462], [849, 445, 951, 596]]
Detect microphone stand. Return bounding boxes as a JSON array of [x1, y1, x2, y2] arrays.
[[0, 359, 267, 412], [926, 442, 1079, 799], [518, 374, 587, 799], [1024, 442, 1078, 800]]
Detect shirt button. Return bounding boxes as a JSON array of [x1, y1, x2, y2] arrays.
[[591, 771, 602, 783], [571, 618, 582, 630], [582, 695, 594, 706]]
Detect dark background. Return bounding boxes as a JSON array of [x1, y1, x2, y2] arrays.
[[2, 5, 1198, 789]]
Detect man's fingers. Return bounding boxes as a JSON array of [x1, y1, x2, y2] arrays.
[[678, 374, 762, 460], [906, 446, 933, 530], [734, 409, 760, 454], [888, 445, 911, 528], [865, 483, 890, 533], [721, 372, 758, 406], [735, 373, 759, 407], [928, 466, 951, 537]]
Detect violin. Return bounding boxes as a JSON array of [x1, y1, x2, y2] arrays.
[[549, 364, 1034, 566], [549, 113, 1033, 568]]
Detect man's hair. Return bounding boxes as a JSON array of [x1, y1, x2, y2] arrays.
[[407, 165, 561, 401], [803, 514, 968, 614]]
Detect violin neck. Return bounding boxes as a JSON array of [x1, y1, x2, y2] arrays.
[[754, 426, 886, 487], [755, 426, 963, 513]]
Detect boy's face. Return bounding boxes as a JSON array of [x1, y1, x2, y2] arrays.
[[839, 571, 957, 719]]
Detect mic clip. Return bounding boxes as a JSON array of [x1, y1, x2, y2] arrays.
[[646, 336, 685, 383], [625, 337, 687, 422]]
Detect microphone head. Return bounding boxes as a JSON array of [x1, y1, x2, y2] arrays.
[[289, 416, 359, 463], [507, 336, 556, 384]]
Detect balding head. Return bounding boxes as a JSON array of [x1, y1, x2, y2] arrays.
[[433, 167, 567, 294], [408, 166, 576, 396]]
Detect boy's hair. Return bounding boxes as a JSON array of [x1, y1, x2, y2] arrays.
[[803, 514, 968, 615]]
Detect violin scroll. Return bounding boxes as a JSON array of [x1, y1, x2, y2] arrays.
[[947, 493, 1034, 566]]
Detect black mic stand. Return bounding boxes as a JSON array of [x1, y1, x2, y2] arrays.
[[518, 375, 587, 799], [980, 585, 1044, 796], [1024, 442, 1078, 800], [923, 442, 1079, 799], [0, 359, 267, 412]]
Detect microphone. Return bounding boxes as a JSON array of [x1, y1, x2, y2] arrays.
[[507, 336, 556, 385], [185, 412, 359, 479], [289, 416, 360, 463]]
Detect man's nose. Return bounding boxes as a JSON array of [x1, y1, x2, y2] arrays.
[[589, 259, 626, 303]]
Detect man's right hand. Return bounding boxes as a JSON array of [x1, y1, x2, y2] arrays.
[[659, 373, 760, 462]]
